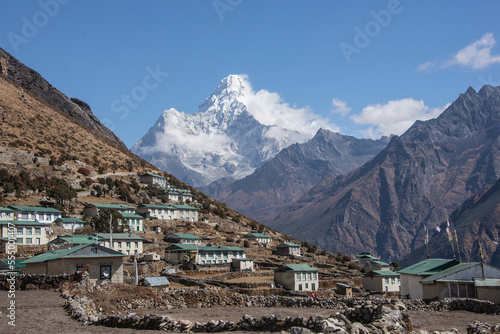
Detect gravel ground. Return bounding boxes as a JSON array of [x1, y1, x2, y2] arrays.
[[0, 290, 498, 334]]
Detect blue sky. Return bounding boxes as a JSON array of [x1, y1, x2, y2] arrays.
[[1, 1, 500, 147]]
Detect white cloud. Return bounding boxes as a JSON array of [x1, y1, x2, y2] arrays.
[[331, 97, 351, 116], [238, 76, 338, 136], [418, 33, 500, 72], [351, 98, 449, 138]]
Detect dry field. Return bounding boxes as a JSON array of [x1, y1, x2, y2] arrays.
[[0, 290, 498, 334]]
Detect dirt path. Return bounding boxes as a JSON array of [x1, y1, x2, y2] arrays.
[[1, 290, 498, 333]]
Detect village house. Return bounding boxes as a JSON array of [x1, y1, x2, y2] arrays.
[[139, 173, 167, 188], [418, 262, 500, 302], [231, 258, 254, 271], [121, 212, 144, 232], [276, 242, 301, 256], [274, 264, 319, 292], [82, 203, 136, 217], [53, 217, 85, 230], [164, 232, 202, 245], [398, 258, 460, 299], [95, 233, 146, 255], [8, 205, 62, 223], [362, 270, 401, 292], [164, 244, 246, 265], [49, 234, 101, 248], [362, 260, 391, 273], [0, 220, 51, 246], [242, 232, 272, 245], [136, 204, 199, 222], [0, 207, 15, 220], [22, 243, 126, 283]]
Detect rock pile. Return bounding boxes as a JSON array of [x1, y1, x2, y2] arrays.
[[466, 321, 500, 334]]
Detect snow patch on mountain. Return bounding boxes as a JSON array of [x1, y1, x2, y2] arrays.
[[132, 74, 336, 186]]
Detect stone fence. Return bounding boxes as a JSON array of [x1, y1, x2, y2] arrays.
[[0, 273, 79, 290]]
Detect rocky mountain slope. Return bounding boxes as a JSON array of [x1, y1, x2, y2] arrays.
[[202, 128, 390, 224], [131, 75, 312, 187], [402, 177, 500, 267], [0, 47, 125, 148], [269, 85, 500, 262]]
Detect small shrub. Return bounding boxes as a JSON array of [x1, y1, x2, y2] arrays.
[[77, 167, 91, 176]]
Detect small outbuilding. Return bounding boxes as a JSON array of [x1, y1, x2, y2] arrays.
[[141, 276, 170, 287], [362, 270, 400, 292], [276, 242, 301, 256], [231, 258, 254, 271]]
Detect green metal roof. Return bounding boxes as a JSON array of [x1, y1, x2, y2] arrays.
[[398, 259, 459, 276], [121, 213, 144, 219], [22, 243, 125, 264], [243, 233, 271, 238], [165, 243, 198, 251], [474, 278, 500, 287], [8, 205, 62, 213], [0, 220, 50, 226], [141, 173, 165, 179], [138, 204, 174, 210], [0, 207, 15, 212], [164, 244, 245, 252], [276, 264, 319, 272], [366, 260, 390, 266], [53, 235, 101, 245], [86, 203, 134, 210], [420, 262, 480, 283], [94, 233, 145, 241], [54, 218, 85, 223], [277, 242, 301, 247], [170, 204, 198, 210], [200, 246, 245, 252], [364, 270, 400, 277], [166, 233, 200, 239]]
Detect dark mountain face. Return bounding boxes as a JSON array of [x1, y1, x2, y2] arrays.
[[203, 129, 390, 224], [269, 85, 500, 262], [0, 47, 125, 148]]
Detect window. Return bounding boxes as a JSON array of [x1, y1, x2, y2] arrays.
[[223, 251, 228, 258], [298, 284, 303, 291], [302, 273, 306, 281], [26, 227, 32, 235], [385, 278, 389, 284], [312, 283, 316, 291], [208, 252, 214, 259], [35, 228, 41, 235], [200, 253, 206, 259], [26, 238, 32, 244], [16, 238, 23, 244], [100, 265, 112, 279], [35, 238, 40, 245], [305, 283, 309, 289], [313, 273, 317, 280], [16, 227, 23, 235], [397, 278, 400, 283], [46, 214, 52, 221], [307, 273, 312, 280], [76, 264, 88, 273], [385, 286, 388, 291], [134, 242, 138, 248], [126, 242, 131, 248], [296, 273, 301, 281], [117, 241, 122, 248], [391, 278, 395, 284], [21, 213, 28, 219], [91, 248, 97, 254]]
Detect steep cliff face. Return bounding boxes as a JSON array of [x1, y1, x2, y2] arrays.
[[0, 47, 126, 148], [203, 129, 390, 224], [269, 85, 500, 262]]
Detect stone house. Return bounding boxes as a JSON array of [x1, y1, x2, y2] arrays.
[[8, 205, 62, 223], [242, 233, 272, 244], [398, 258, 460, 299], [418, 262, 500, 301], [0, 220, 51, 246], [274, 264, 319, 292], [164, 244, 246, 265], [362, 270, 400, 292], [164, 232, 202, 245], [23, 243, 126, 283], [53, 217, 85, 230], [139, 173, 167, 188], [276, 242, 301, 256]]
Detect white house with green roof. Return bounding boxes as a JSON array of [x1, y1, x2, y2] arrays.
[[164, 232, 202, 245], [53, 217, 85, 230], [276, 242, 301, 256], [121, 213, 144, 232], [242, 233, 272, 244], [274, 264, 319, 291], [136, 204, 198, 222], [0, 207, 15, 221], [398, 258, 460, 299], [95, 233, 146, 255], [8, 205, 62, 223], [362, 270, 400, 292], [83, 203, 136, 217], [0, 220, 51, 246], [23, 243, 126, 283], [140, 173, 167, 188], [164, 244, 246, 265]]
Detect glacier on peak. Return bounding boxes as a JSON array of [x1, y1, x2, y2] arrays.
[[131, 74, 332, 187]]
